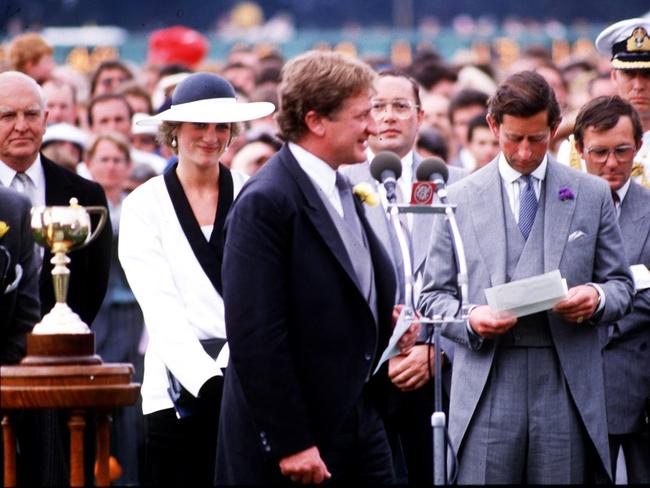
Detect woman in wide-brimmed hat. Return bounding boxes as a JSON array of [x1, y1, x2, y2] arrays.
[[118, 72, 274, 485]]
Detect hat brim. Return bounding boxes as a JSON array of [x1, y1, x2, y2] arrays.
[[138, 98, 275, 125], [612, 58, 650, 70]]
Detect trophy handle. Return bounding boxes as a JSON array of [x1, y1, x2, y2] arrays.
[[76, 206, 108, 251]]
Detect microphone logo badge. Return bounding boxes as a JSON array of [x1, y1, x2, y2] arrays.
[[411, 182, 436, 204]]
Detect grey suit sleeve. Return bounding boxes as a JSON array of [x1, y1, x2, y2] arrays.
[[612, 288, 650, 338], [590, 186, 635, 324], [417, 214, 480, 350]]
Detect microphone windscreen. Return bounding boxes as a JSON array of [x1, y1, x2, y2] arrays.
[[416, 157, 449, 183], [369, 151, 402, 183]]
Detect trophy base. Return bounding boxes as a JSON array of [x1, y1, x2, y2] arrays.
[[21, 333, 102, 366], [32, 302, 92, 335]]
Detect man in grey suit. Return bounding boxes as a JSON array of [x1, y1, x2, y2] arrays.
[[574, 95, 650, 484], [419, 71, 635, 484], [342, 69, 466, 484]]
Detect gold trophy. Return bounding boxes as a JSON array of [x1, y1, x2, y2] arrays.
[[22, 198, 107, 365]]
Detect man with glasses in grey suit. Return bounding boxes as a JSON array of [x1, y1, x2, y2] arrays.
[[342, 69, 466, 484], [419, 71, 634, 484], [575, 95, 650, 484]]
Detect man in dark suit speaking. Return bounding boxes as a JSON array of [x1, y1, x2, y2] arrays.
[[217, 51, 416, 484]]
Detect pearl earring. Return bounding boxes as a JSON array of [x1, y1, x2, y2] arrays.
[[171, 137, 177, 148]]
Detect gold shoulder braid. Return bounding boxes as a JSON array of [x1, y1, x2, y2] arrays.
[[568, 135, 583, 171], [631, 161, 650, 189]]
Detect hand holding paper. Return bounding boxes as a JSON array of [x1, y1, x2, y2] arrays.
[[468, 305, 517, 339], [394, 304, 420, 353], [552, 284, 600, 323], [373, 306, 418, 375], [484, 269, 568, 318]]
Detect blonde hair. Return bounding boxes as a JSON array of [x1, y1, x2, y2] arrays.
[[7, 33, 53, 73]]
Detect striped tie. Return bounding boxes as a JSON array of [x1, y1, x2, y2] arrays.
[[11, 172, 36, 204], [518, 174, 538, 240]]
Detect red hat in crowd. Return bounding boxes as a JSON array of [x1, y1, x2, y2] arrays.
[[147, 26, 209, 69]]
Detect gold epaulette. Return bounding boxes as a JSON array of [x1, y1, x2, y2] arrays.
[[568, 135, 583, 171], [631, 162, 650, 189]]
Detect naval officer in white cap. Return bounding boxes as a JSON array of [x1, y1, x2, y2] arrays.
[[596, 17, 650, 188]]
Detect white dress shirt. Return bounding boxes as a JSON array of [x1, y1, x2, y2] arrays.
[[0, 154, 46, 207], [289, 142, 344, 217], [498, 153, 547, 223]]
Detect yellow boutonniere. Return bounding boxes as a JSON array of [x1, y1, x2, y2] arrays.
[[352, 182, 380, 207], [0, 221, 9, 239]]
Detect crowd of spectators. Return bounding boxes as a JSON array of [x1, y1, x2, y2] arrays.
[[0, 23, 645, 485]]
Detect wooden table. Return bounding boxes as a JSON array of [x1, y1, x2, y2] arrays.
[[1, 363, 140, 487]]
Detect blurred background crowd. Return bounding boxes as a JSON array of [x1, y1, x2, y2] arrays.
[[2, 2, 649, 184]]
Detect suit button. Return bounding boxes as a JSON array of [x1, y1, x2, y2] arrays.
[[264, 445, 271, 452], [364, 353, 372, 361]]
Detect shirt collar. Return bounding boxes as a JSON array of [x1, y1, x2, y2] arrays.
[[498, 152, 548, 184], [0, 153, 43, 188], [288, 142, 337, 196], [616, 177, 632, 204]]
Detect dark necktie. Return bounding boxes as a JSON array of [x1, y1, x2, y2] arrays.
[[611, 191, 620, 218], [518, 174, 538, 240]]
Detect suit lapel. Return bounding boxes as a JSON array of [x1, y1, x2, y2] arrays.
[[163, 162, 233, 295], [619, 182, 650, 262], [279, 147, 365, 295], [42, 155, 75, 205], [543, 161, 578, 272], [468, 162, 507, 287], [355, 164, 394, 251]]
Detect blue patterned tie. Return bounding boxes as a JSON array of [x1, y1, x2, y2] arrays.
[[518, 174, 538, 239]]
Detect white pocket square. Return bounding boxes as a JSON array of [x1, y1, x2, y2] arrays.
[[568, 230, 586, 243]]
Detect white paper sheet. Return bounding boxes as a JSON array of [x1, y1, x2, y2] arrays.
[[484, 269, 568, 318], [373, 307, 414, 375], [631, 264, 650, 291]]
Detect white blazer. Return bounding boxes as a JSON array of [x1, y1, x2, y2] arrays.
[[119, 170, 247, 415]]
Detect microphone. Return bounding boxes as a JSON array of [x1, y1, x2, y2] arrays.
[[370, 151, 402, 203], [415, 157, 450, 202]]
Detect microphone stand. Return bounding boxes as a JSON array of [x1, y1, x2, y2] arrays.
[[388, 199, 469, 486]]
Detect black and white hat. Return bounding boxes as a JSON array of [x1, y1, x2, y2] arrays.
[[138, 72, 275, 125], [596, 18, 650, 70]]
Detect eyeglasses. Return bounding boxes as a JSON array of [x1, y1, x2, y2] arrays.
[[370, 99, 419, 119], [585, 144, 636, 164]]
